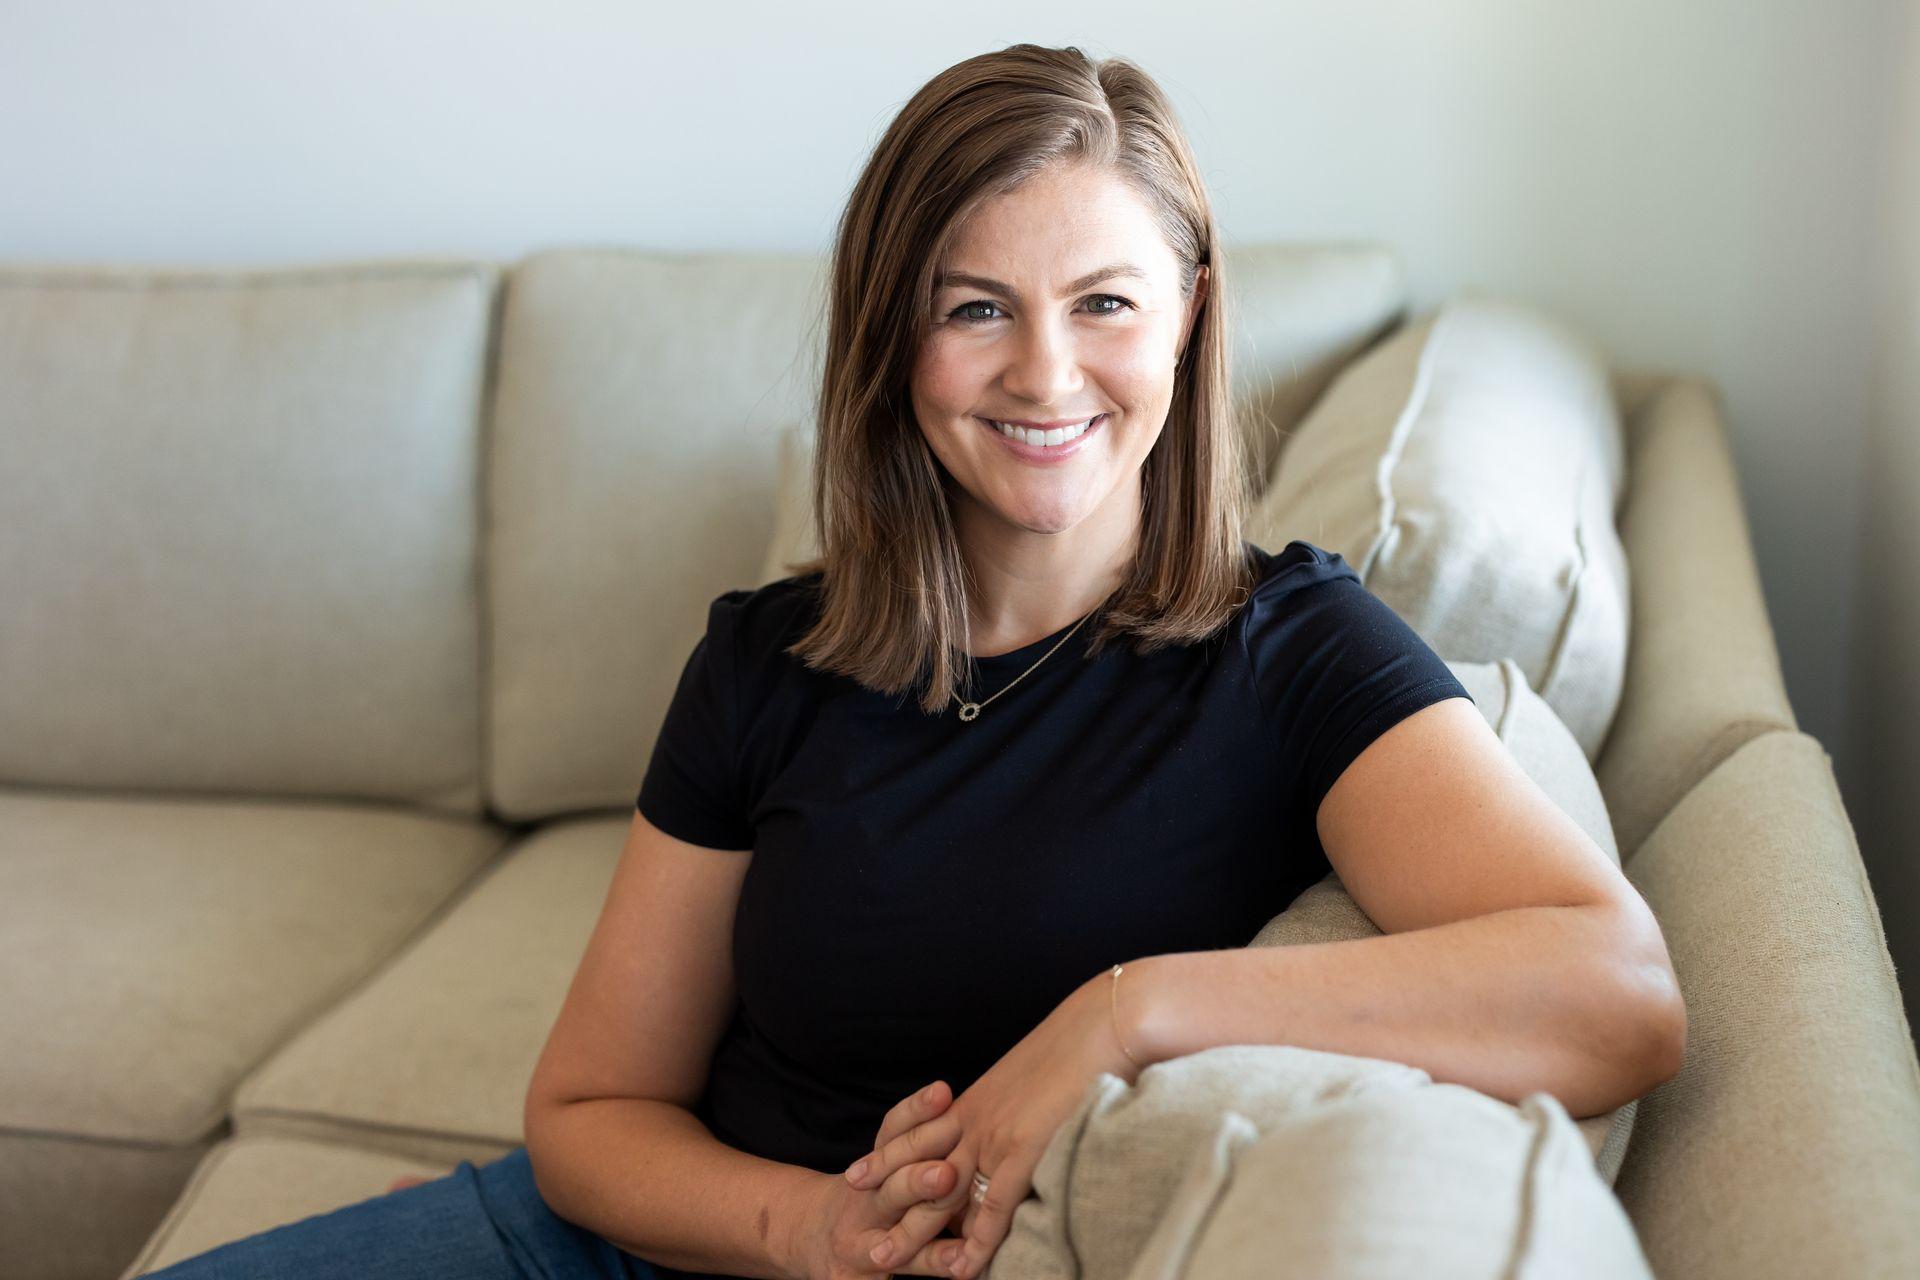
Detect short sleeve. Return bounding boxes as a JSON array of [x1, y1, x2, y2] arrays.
[[635, 593, 756, 852], [1242, 541, 1474, 828]]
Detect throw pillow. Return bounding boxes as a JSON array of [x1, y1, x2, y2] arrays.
[[989, 1044, 1651, 1280], [1244, 297, 1630, 762]]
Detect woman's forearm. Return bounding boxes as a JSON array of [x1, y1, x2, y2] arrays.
[[1123, 902, 1684, 1119], [525, 1096, 822, 1280]]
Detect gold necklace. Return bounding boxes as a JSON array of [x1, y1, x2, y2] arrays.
[[953, 606, 1097, 722]]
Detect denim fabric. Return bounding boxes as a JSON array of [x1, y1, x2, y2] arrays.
[[140, 1146, 731, 1279]]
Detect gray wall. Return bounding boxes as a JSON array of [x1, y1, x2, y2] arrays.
[[3, 0, 1914, 1026]]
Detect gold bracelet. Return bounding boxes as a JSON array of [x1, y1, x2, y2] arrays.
[[1108, 963, 1143, 1069]]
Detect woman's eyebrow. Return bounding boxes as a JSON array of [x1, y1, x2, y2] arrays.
[[934, 262, 1148, 302]]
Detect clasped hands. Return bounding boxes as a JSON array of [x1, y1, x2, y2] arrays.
[[797, 968, 1144, 1280]]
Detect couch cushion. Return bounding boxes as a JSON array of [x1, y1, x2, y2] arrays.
[[1593, 377, 1798, 858], [488, 244, 1407, 822], [0, 788, 504, 1280], [1245, 298, 1630, 763], [1248, 657, 1637, 1183], [484, 250, 822, 824], [1613, 729, 1920, 1280], [0, 260, 497, 816], [120, 1135, 456, 1278], [990, 1044, 1651, 1280], [230, 816, 626, 1165]]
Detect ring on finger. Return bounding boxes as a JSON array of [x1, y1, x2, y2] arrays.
[[970, 1169, 990, 1206]]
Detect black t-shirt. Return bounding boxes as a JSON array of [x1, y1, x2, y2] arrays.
[[633, 538, 1471, 1181]]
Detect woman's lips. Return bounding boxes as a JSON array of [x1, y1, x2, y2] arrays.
[[976, 413, 1108, 463]]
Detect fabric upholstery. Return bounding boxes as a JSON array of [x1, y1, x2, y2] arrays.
[[230, 817, 628, 1167], [988, 1043, 1651, 1280], [1592, 377, 1798, 858], [0, 788, 504, 1280], [1250, 657, 1637, 1184], [0, 260, 497, 816], [1613, 729, 1920, 1279], [484, 250, 824, 823], [120, 1135, 454, 1278], [1245, 298, 1630, 762]]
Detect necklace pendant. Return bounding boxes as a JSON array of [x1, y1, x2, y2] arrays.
[[958, 701, 981, 722]]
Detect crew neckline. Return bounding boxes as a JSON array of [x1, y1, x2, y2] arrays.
[[966, 611, 1095, 671]]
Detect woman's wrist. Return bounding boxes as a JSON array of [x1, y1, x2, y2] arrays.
[[1111, 953, 1172, 1071], [777, 1168, 830, 1280]]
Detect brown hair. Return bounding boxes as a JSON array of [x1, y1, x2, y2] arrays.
[[782, 43, 1257, 714]]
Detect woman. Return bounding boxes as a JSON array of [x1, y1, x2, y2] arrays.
[[147, 42, 1683, 1280]]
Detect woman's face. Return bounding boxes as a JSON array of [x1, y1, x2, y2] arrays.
[[911, 163, 1207, 544]]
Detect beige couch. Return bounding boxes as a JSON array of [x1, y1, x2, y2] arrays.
[[2, 245, 1917, 1280]]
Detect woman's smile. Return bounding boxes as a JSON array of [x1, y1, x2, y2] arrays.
[[975, 412, 1109, 463]]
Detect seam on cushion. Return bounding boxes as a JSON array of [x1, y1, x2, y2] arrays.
[[1493, 658, 1524, 743], [123, 1129, 240, 1276], [1537, 456, 1594, 704], [1502, 1095, 1560, 1280], [1623, 723, 1800, 865], [1358, 310, 1450, 583], [234, 1106, 513, 1152], [203, 840, 520, 1146], [1137, 1111, 1262, 1280], [0, 1121, 215, 1149]]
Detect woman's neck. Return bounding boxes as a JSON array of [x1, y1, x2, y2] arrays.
[[957, 504, 1138, 659]]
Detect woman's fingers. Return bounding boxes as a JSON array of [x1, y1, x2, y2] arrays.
[[866, 1080, 950, 1165], [864, 1160, 969, 1275], [847, 1105, 963, 1190], [949, 1147, 1041, 1280]]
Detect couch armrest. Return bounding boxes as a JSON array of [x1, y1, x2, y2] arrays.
[[1615, 728, 1920, 1280]]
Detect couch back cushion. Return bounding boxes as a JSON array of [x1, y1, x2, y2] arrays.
[[0, 261, 497, 814], [488, 244, 1407, 820], [1245, 297, 1630, 762], [1595, 377, 1797, 857]]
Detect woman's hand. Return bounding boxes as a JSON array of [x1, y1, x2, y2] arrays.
[[792, 1081, 972, 1279], [841, 971, 1143, 1280]]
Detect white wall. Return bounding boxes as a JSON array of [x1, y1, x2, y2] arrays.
[[4, 1, 1914, 1012]]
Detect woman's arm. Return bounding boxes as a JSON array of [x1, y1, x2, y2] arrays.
[[1126, 698, 1685, 1117], [526, 1095, 821, 1279], [525, 809, 818, 1273]]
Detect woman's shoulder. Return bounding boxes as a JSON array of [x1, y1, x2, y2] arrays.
[[704, 568, 826, 673], [1242, 537, 1364, 601]]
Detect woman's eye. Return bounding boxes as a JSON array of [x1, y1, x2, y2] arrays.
[[945, 295, 1136, 325]]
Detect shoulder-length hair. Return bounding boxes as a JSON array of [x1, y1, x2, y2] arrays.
[[782, 43, 1258, 715]]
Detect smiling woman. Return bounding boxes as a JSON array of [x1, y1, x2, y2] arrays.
[[788, 45, 1245, 707]]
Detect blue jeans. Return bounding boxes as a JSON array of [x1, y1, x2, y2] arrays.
[[141, 1146, 733, 1279]]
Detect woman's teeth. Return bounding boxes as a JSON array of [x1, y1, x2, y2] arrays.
[[989, 415, 1100, 447]]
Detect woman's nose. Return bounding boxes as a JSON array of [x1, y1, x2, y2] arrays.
[[998, 320, 1084, 409]]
